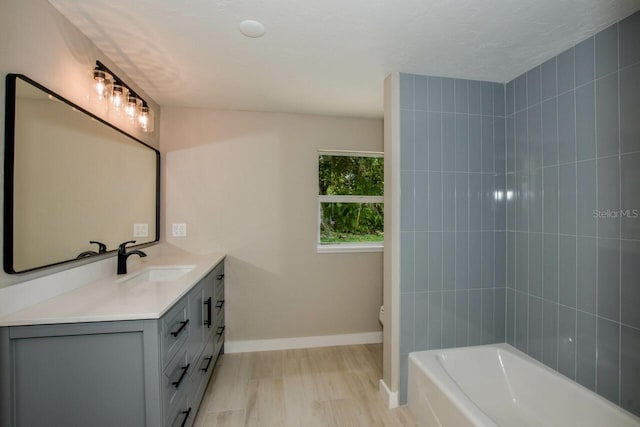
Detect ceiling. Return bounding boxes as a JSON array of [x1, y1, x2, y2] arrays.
[[50, 0, 640, 118]]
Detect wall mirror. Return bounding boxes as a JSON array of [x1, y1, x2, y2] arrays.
[[4, 74, 159, 274]]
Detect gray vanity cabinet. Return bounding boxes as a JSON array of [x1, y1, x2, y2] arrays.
[[0, 320, 160, 427], [189, 262, 225, 415], [0, 260, 226, 427]]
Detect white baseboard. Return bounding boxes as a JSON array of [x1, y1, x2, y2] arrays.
[[225, 331, 382, 353], [379, 379, 399, 408]]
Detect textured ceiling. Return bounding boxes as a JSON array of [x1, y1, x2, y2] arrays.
[[50, 0, 640, 118]]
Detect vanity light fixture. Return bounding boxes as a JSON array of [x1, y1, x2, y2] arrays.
[[110, 83, 127, 118], [91, 60, 154, 133], [124, 93, 142, 123], [138, 104, 154, 132], [91, 68, 112, 101]]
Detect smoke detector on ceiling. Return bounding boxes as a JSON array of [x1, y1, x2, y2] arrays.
[[239, 20, 265, 38]]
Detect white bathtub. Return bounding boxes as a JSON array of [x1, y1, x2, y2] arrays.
[[408, 343, 640, 427]]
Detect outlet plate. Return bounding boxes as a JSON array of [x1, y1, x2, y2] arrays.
[[133, 223, 149, 237], [172, 223, 187, 237]]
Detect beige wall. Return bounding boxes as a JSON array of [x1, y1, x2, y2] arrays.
[[0, 0, 385, 342], [0, 0, 160, 286], [161, 108, 383, 341]]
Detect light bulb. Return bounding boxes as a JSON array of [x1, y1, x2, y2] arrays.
[[138, 105, 154, 132], [138, 109, 148, 128], [92, 69, 112, 100], [109, 84, 128, 119], [124, 94, 141, 123]]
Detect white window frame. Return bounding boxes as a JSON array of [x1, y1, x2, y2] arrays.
[[317, 150, 384, 253]]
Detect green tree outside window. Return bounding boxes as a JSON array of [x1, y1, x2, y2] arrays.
[[318, 153, 384, 245]]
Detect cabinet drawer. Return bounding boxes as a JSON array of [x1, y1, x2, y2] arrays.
[[214, 304, 225, 331], [163, 347, 191, 411], [213, 263, 224, 300], [190, 340, 216, 410], [213, 295, 225, 329], [161, 297, 189, 368], [166, 392, 193, 427], [215, 277, 224, 301], [192, 340, 216, 381], [214, 317, 225, 356]]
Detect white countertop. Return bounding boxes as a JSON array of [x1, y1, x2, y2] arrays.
[[0, 246, 226, 327]]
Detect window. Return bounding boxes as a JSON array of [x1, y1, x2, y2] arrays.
[[317, 150, 384, 253]]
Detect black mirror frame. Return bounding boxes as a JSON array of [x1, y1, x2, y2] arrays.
[[3, 73, 160, 274]]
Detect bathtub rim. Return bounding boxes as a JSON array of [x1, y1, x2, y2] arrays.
[[408, 343, 640, 426], [409, 346, 496, 426]]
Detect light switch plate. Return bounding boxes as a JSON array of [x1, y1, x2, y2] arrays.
[[133, 223, 149, 237], [172, 223, 187, 237]]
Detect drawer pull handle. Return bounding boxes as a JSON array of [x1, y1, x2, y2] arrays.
[[215, 299, 225, 309], [216, 325, 226, 337], [179, 407, 192, 427], [201, 355, 214, 372], [172, 363, 190, 388], [216, 274, 225, 280], [204, 297, 212, 327], [170, 319, 189, 337]]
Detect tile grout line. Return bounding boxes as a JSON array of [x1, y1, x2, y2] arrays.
[[573, 46, 579, 382], [478, 84, 483, 345], [451, 78, 460, 348], [512, 87, 515, 346], [509, 82, 514, 345], [504, 83, 509, 342], [555, 52, 561, 372], [594, 28, 600, 395], [539, 61, 546, 362], [440, 80, 445, 348], [412, 75, 417, 357], [491, 91, 506, 341], [616, 23, 622, 406], [423, 92, 428, 352], [507, 82, 513, 345], [525, 68, 530, 356], [464, 80, 470, 346]]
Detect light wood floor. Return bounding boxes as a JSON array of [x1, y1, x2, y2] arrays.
[[193, 344, 416, 427]]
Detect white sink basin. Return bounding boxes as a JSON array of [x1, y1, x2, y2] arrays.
[[118, 266, 195, 285]]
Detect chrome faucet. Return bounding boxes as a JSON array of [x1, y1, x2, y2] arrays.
[[117, 240, 147, 275]]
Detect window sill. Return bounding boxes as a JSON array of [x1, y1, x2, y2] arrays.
[[317, 244, 384, 254]]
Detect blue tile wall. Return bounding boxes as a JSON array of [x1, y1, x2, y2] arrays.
[[397, 10, 640, 412], [398, 72, 506, 404], [505, 12, 640, 415]]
